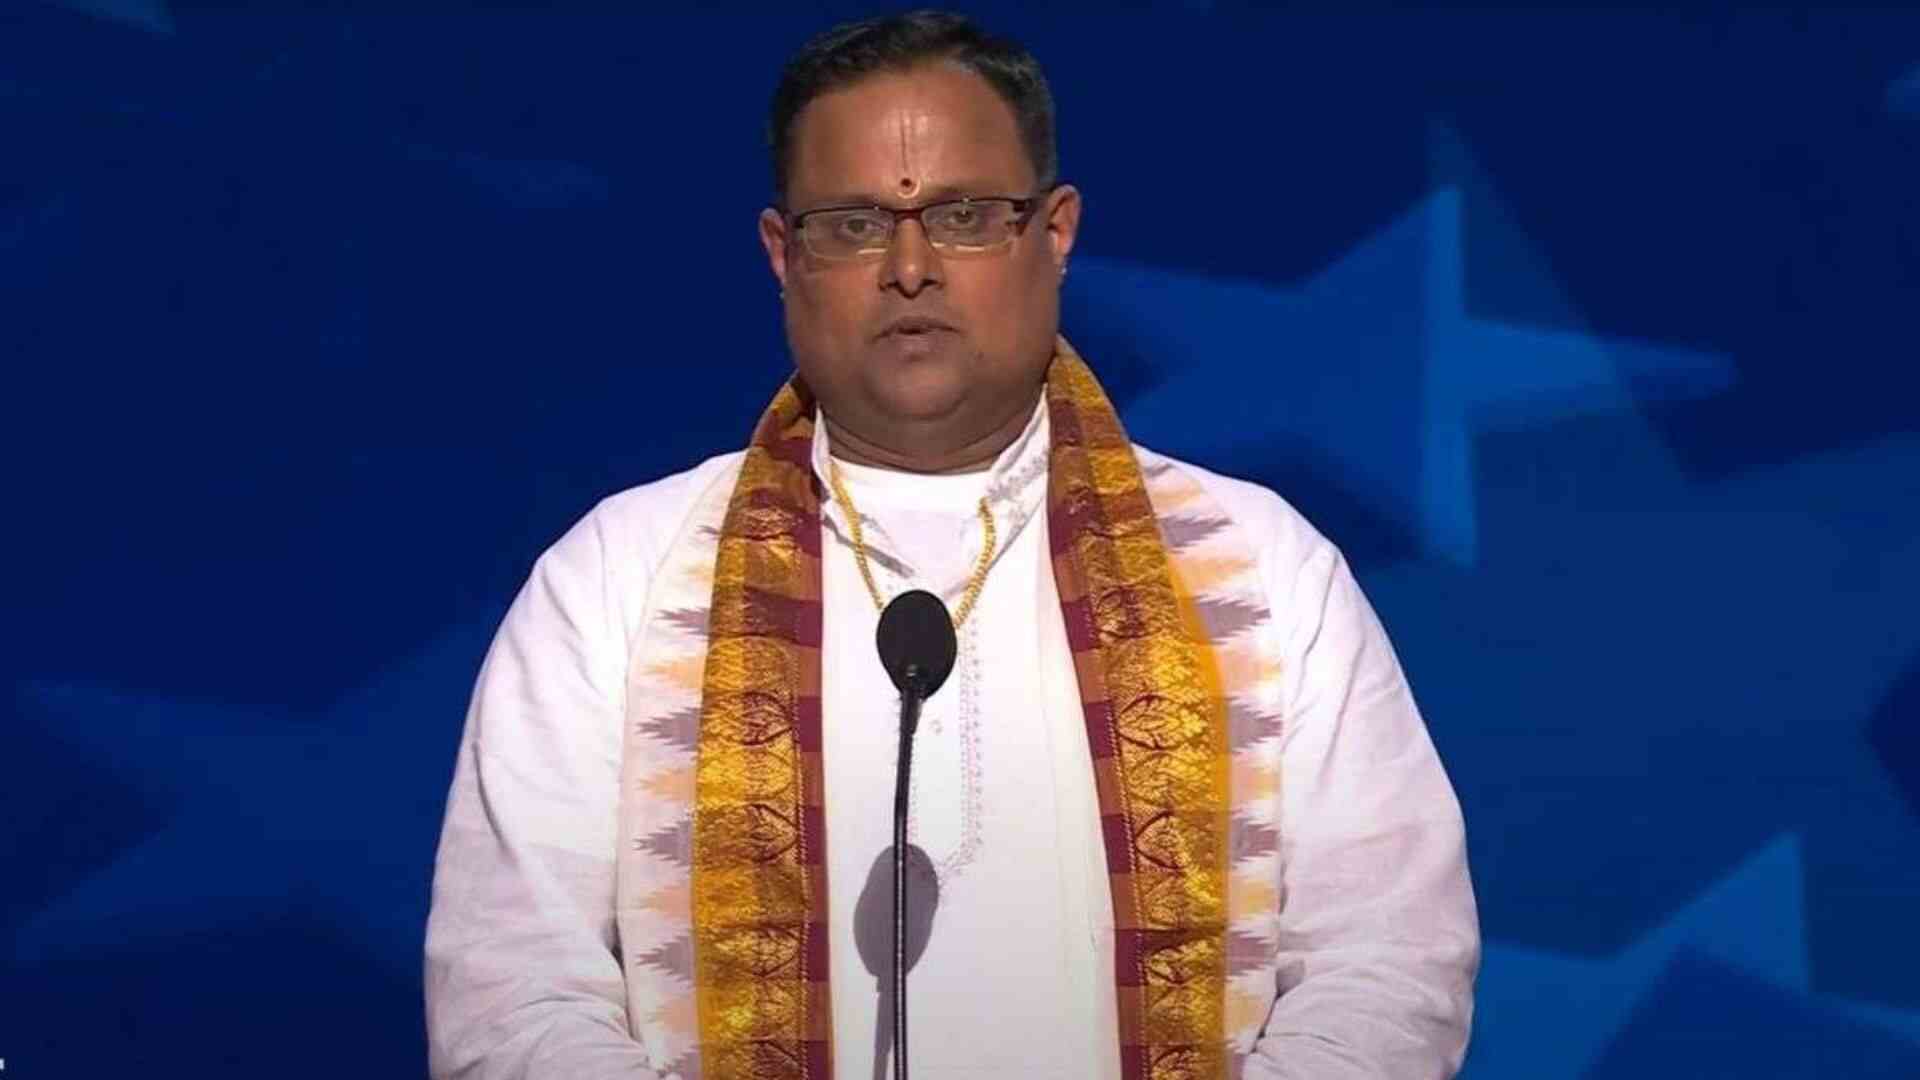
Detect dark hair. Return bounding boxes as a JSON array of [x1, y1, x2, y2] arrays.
[[767, 9, 1058, 206]]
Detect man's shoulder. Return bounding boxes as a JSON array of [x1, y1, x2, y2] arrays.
[[592, 450, 746, 529], [563, 450, 746, 579], [1133, 443, 1338, 572]]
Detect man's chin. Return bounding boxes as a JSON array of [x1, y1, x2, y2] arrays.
[[868, 391, 969, 432], [862, 359, 970, 423]]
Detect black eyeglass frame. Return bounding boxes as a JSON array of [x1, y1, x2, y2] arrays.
[[779, 187, 1058, 260]]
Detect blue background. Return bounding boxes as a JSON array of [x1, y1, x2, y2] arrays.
[[5, 2, 1919, 1076]]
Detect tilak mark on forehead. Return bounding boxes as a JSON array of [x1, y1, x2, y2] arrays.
[[894, 105, 921, 199]]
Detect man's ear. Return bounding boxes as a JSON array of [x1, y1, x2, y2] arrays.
[[1042, 184, 1081, 270], [759, 207, 791, 291]]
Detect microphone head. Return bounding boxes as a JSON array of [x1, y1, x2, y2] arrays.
[[876, 589, 957, 699]]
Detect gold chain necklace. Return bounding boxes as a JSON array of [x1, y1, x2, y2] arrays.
[[826, 457, 998, 629]]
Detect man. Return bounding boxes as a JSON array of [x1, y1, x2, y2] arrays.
[[424, 11, 1478, 1079]]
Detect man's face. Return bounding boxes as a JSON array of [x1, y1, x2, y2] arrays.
[[759, 63, 1080, 463]]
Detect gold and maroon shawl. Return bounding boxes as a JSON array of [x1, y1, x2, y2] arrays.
[[618, 339, 1284, 1080]]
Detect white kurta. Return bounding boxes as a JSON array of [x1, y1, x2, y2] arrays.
[[813, 401, 1121, 1080], [424, 396, 1480, 1079]]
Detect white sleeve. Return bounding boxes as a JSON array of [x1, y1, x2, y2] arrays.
[[423, 503, 664, 1079], [1243, 541, 1480, 1079]]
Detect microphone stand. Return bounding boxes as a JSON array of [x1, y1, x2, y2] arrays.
[[874, 591, 954, 1080], [892, 666, 928, 1080]]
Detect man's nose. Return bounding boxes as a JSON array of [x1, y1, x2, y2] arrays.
[[880, 219, 943, 296]]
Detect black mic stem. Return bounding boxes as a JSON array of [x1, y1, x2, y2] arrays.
[[892, 669, 927, 1080], [873, 590, 955, 1080]]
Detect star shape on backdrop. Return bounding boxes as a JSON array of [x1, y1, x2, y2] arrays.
[[1065, 121, 1732, 569], [1466, 833, 1920, 1077], [1063, 112, 1920, 1026], [1363, 400, 1920, 1015], [7, 614, 501, 993]]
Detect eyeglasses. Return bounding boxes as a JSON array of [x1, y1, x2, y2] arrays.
[[786, 193, 1047, 261]]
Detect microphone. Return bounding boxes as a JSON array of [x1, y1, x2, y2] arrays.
[[874, 590, 956, 1080], [877, 589, 958, 705]]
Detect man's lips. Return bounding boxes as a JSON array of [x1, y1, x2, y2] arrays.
[[875, 315, 957, 340]]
